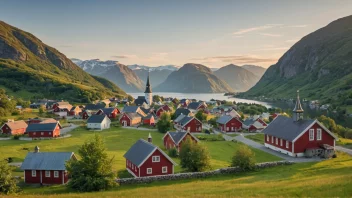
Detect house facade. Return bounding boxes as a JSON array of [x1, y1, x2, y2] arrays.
[[216, 115, 242, 132], [163, 131, 199, 152], [87, 115, 111, 130], [26, 122, 61, 138], [1, 120, 28, 135]]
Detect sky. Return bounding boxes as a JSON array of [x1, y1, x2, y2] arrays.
[[1, 0, 352, 68]]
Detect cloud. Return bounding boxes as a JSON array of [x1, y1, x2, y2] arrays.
[[191, 55, 278, 64], [111, 55, 137, 59], [259, 33, 282, 37], [232, 24, 282, 35], [286, 25, 308, 28]]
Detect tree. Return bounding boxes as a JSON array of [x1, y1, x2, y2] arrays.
[[231, 145, 256, 171], [195, 110, 207, 122], [156, 113, 172, 133], [0, 161, 20, 194], [66, 134, 116, 192], [179, 137, 211, 172]]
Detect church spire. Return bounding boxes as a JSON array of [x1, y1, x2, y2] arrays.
[[144, 71, 152, 93], [293, 90, 304, 121]]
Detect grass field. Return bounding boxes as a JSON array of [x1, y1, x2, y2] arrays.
[[1, 126, 281, 179], [246, 133, 265, 144], [17, 152, 352, 197]]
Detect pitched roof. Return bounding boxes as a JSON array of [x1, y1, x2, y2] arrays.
[[165, 131, 199, 145], [87, 115, 108, 123], [26, 122, 60, 132], [216, 115, 233, 124], [3, 120, 28, 130], [174, 108, 191, 118], [262, 115, 315, 141], [85, 103, 106, 110], [21, 152, 74, 170], [124, 139, 176, 167]]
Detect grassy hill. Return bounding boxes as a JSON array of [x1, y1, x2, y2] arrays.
[[0, 21, 126, 102]]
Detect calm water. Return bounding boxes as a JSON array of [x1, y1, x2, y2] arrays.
[[128, 92, 274, 108]]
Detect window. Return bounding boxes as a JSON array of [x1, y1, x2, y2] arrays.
[[280, 139, 283, 146], [152, 156, 160, 162], [286, 141, 289, 148], [162, 166, 168, 173], [54, 171, 59, 178], [147, 168, 152, 174], [45, 170, 50, 177], [275, 137, 278, 145], [317, 129, 322, 140], [271, 136, 274, 143], [266, 135, 269, 142], [32, 170, 36, 177], [309, 129, 314, 141]]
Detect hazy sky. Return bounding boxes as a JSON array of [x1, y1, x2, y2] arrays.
[[1, 0, 352, 68]]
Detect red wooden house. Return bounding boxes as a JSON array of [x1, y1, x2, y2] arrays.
[[96, 107, 120, 119], [177, 116, 202, 133], [119, 112, 142, 126], [216, 115, 242, 132], [26, 122, 62, 138], [156, 105, 172, 117], [263, 91, 338, 158], [143, 114, 155, 126], [124, 135, 177, 177], [20, 146, 76, 185], [163, 131, 199, 152], [1, 120, 28, 135]]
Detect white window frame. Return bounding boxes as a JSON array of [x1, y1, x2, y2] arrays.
[[317, 128, 322, 140], [152, 156, 160, 162], [309, 129, 314, 141], [275, 137, 278, 145], [271, 136, 274, 143], [32, 170, 36, 177], [286, 141, 289, 148], [54, 171, 59, 178], [266, 135, 269, 142], [45, 170, 50, 177], [147, 168, 152, 174], [280, 139, 283, 146], [162, 166, 168, 173]]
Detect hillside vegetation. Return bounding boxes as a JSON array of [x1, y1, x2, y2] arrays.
[[0, 21, 126, 102]]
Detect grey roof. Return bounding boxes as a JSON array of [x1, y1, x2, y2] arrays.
[[125, 112, 142, 120], [174, 114, 186, 123], [262, 115, 315, 141], [188, 102, 201, 110], [87, 115, 107, 123], [85, 103, 106, 110], [179, 116, 193, 126], [167, 132, 188, 144], [174, 108, 191, 118], [20, 152, 74, 170], [123, 106, 140, 113], [124, 139, 158, 167], [26, 123, 59, 132], [216, 115, 233, 124], [101, 107, 116, 115]]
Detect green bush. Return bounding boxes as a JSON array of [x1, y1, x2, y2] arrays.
[[231, 145, 256, 171], [168, 147, 178, 158]]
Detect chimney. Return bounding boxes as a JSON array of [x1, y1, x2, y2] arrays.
[[148, 133, 152, 143], [34, 146, 40, 153]]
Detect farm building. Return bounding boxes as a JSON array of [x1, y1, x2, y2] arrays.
[[87, 115, 111, 130], [163, 131, 199, 152]]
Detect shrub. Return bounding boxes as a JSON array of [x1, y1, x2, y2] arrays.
[[179, 137, 211, 172], [168, 147, 178, 158], [231, 145, 256, 171]]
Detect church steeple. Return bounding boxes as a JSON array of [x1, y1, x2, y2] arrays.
[[293, 90, 304, 121]]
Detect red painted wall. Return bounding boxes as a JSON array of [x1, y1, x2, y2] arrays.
[[294, 123, 335, 153], [265, 134, 292, 152], [1, 124, 26, 135], [139, 149, 173, 177], [182, 118, 202, 133], [24, 170, 68, 184], [126, 159, 140, 177]]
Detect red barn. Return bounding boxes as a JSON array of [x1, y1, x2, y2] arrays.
[[216, 115, 242, 132], [163, 131, 199, 152], [26, 122, 62, 138], [156, 105, 172, 117], [263, 91, 338, 158], [124, 136, 176, 177], [119, 112, 142, 126], [20, 146, 76, 185], [143, 114, 155, 126], [178, 116, 202, 133], [96, 107, 120, 119], [1, 120, 28, 135]]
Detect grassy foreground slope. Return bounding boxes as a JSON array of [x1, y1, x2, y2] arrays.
[[19, 153, 352, 197]]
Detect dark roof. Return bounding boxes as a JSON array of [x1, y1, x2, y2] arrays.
[[263, 115, 315, 141], [125, 112, 142, 120], [216, 115, 233, 124], [135, 97, 147, 106], [174, 108, 191, 118], [87, 115, 108, 123], [26, 123, 59, 132], [179, 116, 194, 126], [101, 107, 116, 115], [21, 152, 74, 170], [123, 106, 140, 113], [144, 74, 152, 93], [188, 102, 201, 110], [123, 139, 157, 167], [85, 103, 106, 110]]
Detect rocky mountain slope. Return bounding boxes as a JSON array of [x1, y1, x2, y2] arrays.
[[155, 63, 234, 93], [0, 21, 126, 102], [242, 15, 352, 105], [241, 65, 266, 77], [214, 64, 260, 92], [73, 59, 145, 92]]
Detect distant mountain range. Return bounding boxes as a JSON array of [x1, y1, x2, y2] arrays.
[[242, 15, 352, 107], [72, 59, 145, 92], [0, 21, 126, 102]]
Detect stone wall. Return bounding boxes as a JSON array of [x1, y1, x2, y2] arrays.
[[117, 161, 294, 185]]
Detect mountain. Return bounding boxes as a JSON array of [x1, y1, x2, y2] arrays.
[[242, 15, 352, 105], [154, 63, 234, 93], [73, 59, 145, 92], [214, 64, 260, 92], [127, 64, 179, 71], [0, 21, 126, 102], [241, 65, 266, 77]]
